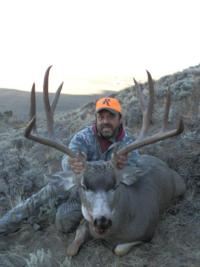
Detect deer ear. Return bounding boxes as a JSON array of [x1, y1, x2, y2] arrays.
[[116, 166, 143, 186]]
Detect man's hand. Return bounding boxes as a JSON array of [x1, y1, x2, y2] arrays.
[[115, 153, 128, 169], [68, 153, 86, 174]]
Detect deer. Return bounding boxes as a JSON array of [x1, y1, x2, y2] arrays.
[[24, 67, 186, 256]]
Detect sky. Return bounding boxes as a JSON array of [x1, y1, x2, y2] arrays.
[[0, 0, 199, 95]]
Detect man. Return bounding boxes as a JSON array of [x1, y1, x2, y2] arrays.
[[62, 97, 139, 173], [0, 97, 139, 235]]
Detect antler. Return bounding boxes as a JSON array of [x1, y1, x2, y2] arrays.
[[134, 70, 154, 140], [29, 83, 37, 133], [43, 66, 63, 138], [24, 66, 76, 158], [24, 116, 75, 157], [117, 71, 184, 155], [117, 119, 184, 155], [29, 65, 63, 138]]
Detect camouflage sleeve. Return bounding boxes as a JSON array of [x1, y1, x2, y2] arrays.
[[0, 177, 75, 235], [61, 130, 90, 172]]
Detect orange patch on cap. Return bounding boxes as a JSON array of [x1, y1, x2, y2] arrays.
[[96, 97, 122, 113]]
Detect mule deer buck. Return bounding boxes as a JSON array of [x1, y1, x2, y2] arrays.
[[25, 67, 186, 256]]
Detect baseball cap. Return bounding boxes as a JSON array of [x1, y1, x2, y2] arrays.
[[95, 97, 122, 114]]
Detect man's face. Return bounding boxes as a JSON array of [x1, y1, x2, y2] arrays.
[[96, 110, 122, 138]]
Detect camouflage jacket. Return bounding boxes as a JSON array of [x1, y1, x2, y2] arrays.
[[62, 123, 139, 171]]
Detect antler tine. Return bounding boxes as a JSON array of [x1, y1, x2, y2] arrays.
[[24, 116, 76, 157], [134, 71, 155, 140], [24, 116, 36, 139], [133, 78, 145, 113], [146, 70, 154, 122], [162, 89, 171, 132], [29, 83, 37, 133], [43, 66, 63, 137], [117, 118, 184, 155], [43, 65, 54, 137], [51, 82, 64, 113]]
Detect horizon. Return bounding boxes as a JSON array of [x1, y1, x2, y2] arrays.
[[0, 86, 116, 96], [0, 0, 199, 95], [0, 63, 199, 96]]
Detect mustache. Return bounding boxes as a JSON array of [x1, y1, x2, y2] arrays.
[[100, 123, 113, 129]]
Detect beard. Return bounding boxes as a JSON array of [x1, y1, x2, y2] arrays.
[[98, 123, 115, 138]]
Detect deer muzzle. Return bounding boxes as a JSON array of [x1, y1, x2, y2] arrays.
[[93, 216, 112, 235]]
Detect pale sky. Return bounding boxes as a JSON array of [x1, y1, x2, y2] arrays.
[[0, 0, 199, 94]]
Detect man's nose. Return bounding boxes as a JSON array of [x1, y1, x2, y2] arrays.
[[101, 116, 110, 123], [101, 118, 109, 123]]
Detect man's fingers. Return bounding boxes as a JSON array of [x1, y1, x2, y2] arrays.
[[117, 156, 127, 164], [68, 154, 86, 174], [116, 153, 128, 169], [71, 162, 85, 169]]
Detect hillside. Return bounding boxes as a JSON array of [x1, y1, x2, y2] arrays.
[[0, 64, 200, 267], [0, 89, 115, 119]]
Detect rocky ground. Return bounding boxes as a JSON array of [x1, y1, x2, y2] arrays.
[[0, 65, 199, 267]]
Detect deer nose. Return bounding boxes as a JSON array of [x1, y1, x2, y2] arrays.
[[93, 216, 112, 230]]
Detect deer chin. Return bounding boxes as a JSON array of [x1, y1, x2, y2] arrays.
[[93, 226, 110, 236], [82, 207, 110, 236]]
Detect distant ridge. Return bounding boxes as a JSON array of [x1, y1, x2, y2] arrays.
[[0, 88, 115, 119], [1, 63, 200, 119]]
